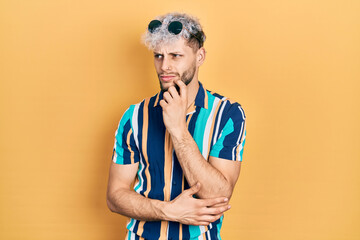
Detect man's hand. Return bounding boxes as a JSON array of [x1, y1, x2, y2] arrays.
[[159, 80, 188, 137], [163, 183, 231, 226]]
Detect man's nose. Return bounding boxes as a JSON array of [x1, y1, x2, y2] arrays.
[[160, 57, 172, 72]]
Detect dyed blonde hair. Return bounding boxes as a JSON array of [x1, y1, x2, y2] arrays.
[[141, 12, 206, 51]]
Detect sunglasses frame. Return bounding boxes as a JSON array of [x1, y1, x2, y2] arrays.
[[148, 20, 202, 46]]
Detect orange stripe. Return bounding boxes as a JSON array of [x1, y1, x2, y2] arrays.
[[137, 98, 150, 237], [142, 98, 151, 197], [154, 93, 160, 107], [187, 101, 196, 114], [186, 112, 193, 125], [179, 223, 183, 240], [137, 220, 145, 237], [126, 128, 135, 164], [160, 129, 173, 239], [160, 220, 168, 239], [163, 130, 173, 201]]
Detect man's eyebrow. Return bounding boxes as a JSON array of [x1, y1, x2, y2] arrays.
[[153, 51, 183, 55]]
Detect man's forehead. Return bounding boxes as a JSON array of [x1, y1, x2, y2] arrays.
[[153, 38, 192, 53]]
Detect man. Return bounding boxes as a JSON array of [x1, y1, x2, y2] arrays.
[[107, 12, 246, 240]]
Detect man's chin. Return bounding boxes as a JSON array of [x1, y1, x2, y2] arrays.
[[159, 80, 176, 92]]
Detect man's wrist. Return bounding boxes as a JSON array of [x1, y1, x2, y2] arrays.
[[156, 200, 175, 222], [169, 125, 189, 143]]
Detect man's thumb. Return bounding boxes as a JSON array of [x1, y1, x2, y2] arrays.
[[188, 182, 201, 195]]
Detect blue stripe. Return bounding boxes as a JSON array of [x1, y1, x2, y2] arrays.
[[147, 100, 166, 200]]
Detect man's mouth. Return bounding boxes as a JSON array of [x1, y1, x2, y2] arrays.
[[160, 75, 177, 82]]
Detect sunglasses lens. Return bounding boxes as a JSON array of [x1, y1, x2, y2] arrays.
[[148, 20, 162, 33], [168, 21, 183, 35]]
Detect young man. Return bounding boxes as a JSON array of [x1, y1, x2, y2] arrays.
[[107, 12, 246, 240]]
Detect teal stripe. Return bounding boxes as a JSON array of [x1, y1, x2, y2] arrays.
[[126, 218, 135, 231], [114, 105, 135, 164], [134, 161, 144, 192], [188, 225, 201, 239], [193, 92, 216, 154], [209, 118, 234, 158], [217, 215, 224, 239]]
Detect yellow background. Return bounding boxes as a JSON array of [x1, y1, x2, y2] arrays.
[[1, 0, 359, 239]]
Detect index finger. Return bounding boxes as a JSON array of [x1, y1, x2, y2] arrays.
[[202, 197, 229, 208], [175, 80, 187, 98]]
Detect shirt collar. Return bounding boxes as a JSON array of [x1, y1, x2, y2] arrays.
[[153, 81, 208, 110]]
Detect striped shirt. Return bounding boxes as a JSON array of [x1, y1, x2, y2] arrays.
[[112, 82, 246, 240]]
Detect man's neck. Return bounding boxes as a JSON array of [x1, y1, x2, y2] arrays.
[[186, 79, 200, 108]]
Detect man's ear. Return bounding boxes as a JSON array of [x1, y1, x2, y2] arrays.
[[196, 47, 206, 67]]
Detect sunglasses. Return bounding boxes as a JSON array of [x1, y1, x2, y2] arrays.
[[148, 20, 186, 34], [148, 20, 202, 46]]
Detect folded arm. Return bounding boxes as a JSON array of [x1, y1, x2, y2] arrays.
[[106, 161, 230, 226]]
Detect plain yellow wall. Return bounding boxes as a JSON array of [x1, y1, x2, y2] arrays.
[[1, 0, 359, 239]]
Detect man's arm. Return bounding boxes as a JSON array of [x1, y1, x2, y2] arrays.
[[160, 80, 243, 199], [106, 161, 231, 226], [171, 132, 241, 199]]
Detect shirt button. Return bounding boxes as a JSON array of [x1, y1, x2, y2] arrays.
[[172, 181, 176, 185]]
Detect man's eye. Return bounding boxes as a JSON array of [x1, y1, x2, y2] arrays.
[[154, 54, 163, 59], [172, 54, 181, 57]]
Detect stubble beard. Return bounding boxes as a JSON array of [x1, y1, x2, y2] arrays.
[[158, 63, 197, 92]]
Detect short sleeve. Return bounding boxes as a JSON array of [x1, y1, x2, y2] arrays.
[[209, 103, 246, 161], [112, 106, 140, 164]]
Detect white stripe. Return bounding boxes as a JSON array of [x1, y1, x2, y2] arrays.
[[202, 98, 221, 159], [132, 103, 140, 149], [198, 226, 205, 239], [232, 106, 245, 160], [130, 230, 135, 240], [206, 229, 211, 240], [112, 152, 117, 163], [232, 120, 244, 160], [132, 103, 145, 193], [212, 101, 227, 147], [187, 109, 196, 115], [238, 105, 245, 120]]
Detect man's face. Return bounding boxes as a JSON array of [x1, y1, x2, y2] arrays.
[[153, 38, 198, 92]]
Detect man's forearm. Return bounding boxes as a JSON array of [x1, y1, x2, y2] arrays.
[[107, 188, 168, 221], [171, 130, 232, 199], [107, 183, 231, 226]]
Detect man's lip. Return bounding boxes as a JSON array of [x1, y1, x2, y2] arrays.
[[160, 75, 176, 81]]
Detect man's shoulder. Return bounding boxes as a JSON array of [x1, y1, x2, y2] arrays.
[[205, 89, 245, 115], [122, 92, 160, 115]]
